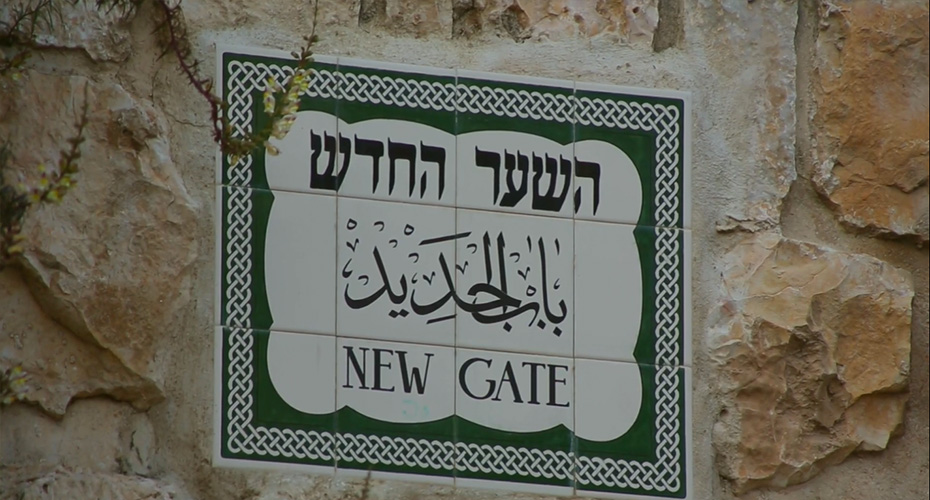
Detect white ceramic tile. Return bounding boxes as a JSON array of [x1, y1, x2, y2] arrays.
[[682, 228, 692, 367], [215, 46, 338, 190], [266, 331, 336, 415], [336, 337, 455, 424], [264, 110, 341, 195], [455, 210, 573, 357], [575, 364, 693, 500], [336, 117, 456, 207], [571, 137, 642, 224], [455, 348, 573, 434], [263, 189, 337, 335], [454, 347, 575, 493], [573, 359, 643, 443], [335, 336, 455, 483], [335, 57, 457, 207], [573, 221, 642, 363], [337, 197, 456, 346], [456, 130, 574, 218], [256, 53, 341, 195], [573, 81, 691, 230], [648, 226, 691, 368], [456, 69, 575, 219]]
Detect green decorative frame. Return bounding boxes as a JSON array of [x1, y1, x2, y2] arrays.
[[216, 48, 688, 497]]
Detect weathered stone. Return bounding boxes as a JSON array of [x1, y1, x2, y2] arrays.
[[695, 1, 797, 233], [1, 398, 135, 472], [709, 232, 912, 493], [812, 1, 929, 243], [0, 466, 179, 500], [119, 413, 157, 476], [315, 0, 362, 27], [0, 72, 199, 412], [0, 271, 159, 416], [452, 0, 657, 44], [0, 1, 137, 62], [361, 0, 453, 38]]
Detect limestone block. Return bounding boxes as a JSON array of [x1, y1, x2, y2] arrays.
[[315, 0, 362, 27], [0, 271, 160, 416], [0, 398, 134, 471], [360, 0, 453, 38], [812, 1, 929, 243], [0, 467, 179, 500], [709, 232, 912, 493], [119, 413, 157, 476], [693, 1, 797, 233], [452, 0, 657, 43], [0, 72, 199, 413], [0, 1, 136, 62]]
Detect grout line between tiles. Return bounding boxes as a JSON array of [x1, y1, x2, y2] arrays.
[[333, 54, 341, 472], [570, 77, 578, 496], [219, 321, 688, 367], [224, 182, 689, 232], [452, 67, 459, 487]]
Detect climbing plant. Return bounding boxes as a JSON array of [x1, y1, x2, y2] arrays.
[[0, 0, 317, 401]]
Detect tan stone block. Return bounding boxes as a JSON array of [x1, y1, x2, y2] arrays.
[[452, 0, 657, 44], [813, 1, 930, 243], [0, 72, 199, 413], [710, 233, 913, 493]]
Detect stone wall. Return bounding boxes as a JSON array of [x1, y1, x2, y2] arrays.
[[1, 1, 927, 499]]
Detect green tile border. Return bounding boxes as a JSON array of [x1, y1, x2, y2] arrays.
[[217, 47, 688, 498]]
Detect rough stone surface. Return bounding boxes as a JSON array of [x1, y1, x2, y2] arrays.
[[0, 271, 159, 416], [120, 413, 157, 476], [0, 1, 137, 62], [0, 466, 180, 500], [360, 0, 453, 38], [452, 0, 657, 43], [709, 232, 913, 493], [1, 398, 137, 472], [812, 1, 930, 244], [1, 0, 928, 499], [0, 72, 199, 412], [692, 0, 798, 233]]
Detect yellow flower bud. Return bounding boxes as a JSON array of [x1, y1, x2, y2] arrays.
[[263, 90, 275, 115]]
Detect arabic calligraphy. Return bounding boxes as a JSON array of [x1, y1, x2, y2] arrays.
[[340, 215, 570, 338]]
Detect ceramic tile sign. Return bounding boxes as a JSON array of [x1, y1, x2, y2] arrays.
[[215, 46, 692, 499]]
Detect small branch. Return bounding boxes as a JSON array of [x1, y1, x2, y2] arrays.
[[151, 0, 319, 160], [0, 85, 89, 271], [152, 0, 225, 143], [0, 0, 58, 46]]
